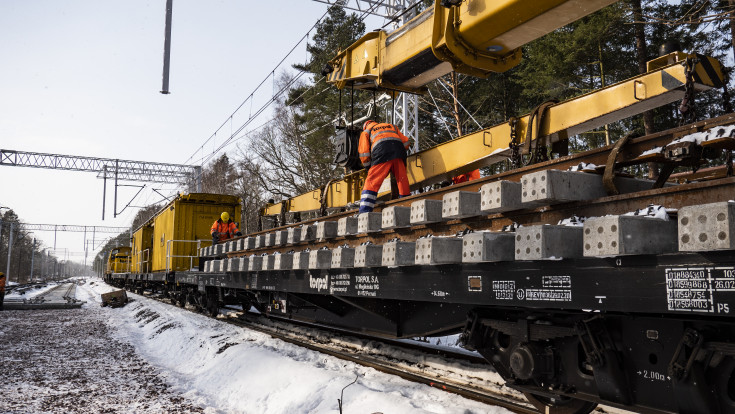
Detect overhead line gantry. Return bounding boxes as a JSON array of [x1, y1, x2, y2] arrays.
[[0, 149, 202, 219]]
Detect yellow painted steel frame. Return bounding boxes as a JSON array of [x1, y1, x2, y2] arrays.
[[327, 0, 618, 92], [263, 54, 724, 216]]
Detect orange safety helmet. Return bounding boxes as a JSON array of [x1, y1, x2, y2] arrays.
[[363, 120, 377, 130]]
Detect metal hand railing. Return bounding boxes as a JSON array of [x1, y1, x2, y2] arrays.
[[135, 249, 150, 274], [165, 239, 212, 273]]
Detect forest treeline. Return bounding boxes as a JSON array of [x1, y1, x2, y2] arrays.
[[0, 204, 161, 282], [0, 209, 91, 282]]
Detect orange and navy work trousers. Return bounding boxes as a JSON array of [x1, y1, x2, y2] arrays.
[[359, 158, 410, 213]]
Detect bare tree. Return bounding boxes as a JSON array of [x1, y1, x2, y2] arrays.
[[234, 156, 268, 234], [239, 73, 340, 200]]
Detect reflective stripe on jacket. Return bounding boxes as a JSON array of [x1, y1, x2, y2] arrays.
[[211, 219, 238, 241], [358, 123, 409, 167]]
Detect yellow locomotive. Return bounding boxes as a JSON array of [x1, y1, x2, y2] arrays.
[[103, 246, 131, 283]]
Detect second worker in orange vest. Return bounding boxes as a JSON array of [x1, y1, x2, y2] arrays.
[[358, 120, 411, 213], [211, 212, 241, 245], [452, 169, 481, 185]]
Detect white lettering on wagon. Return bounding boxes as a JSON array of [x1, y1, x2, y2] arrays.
[[309, 273, 329, 292]]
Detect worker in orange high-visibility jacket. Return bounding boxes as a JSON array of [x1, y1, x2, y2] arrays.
[[452, 169, 481, 185], [211, 212, 241, 245], [358, 120, 411, 213]]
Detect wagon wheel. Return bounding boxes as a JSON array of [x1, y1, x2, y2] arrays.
[[197, 293, 207, 313], [523, 392, 597, 414], [207, 300, 219, 317], [169, 292, 178, 305], [186, 293, 196, 306]]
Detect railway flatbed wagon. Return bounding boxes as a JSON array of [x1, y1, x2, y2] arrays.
[[172, 116, 735, 414], [183, 224, 735, 414]]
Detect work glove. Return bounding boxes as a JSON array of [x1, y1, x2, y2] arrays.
[[235, 231, 242, 237]]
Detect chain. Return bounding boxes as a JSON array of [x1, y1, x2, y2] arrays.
[[722, 68, 734, 114], [508, 117, 520, 168], [678, 57, 698, 126], [534, 136, 549, 163]]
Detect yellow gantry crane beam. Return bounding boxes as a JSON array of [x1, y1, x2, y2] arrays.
[[263, 52, 724, 215], [325, 0, 618, 93]]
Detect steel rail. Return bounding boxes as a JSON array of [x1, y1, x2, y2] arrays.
[[224, 311, 540, 414], [231, 309, 487, 363], [137, 290, 538, 413]]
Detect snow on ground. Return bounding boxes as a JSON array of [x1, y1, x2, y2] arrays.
[[0, 281, 207, 414], [5, 281, 58, 300], [81, 278, 512, 414]]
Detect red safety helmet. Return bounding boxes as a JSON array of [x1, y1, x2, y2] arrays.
[[363, 120, 377, 130]]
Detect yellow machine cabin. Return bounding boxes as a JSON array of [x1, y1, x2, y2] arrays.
[[144, 193, 241, 273], [131, 224, 154, 273], [106, 246, 132, 275]]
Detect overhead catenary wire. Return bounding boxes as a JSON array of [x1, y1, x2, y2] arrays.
[[436, 78, 484, 131], [184, 0, 389, 170], [196, 70, 309, 167], [427, 88, 456, 140], [190, 76, 331, 167], [172, 0, 429, 203], [181, 7, 334, 166], [183, 0, 390, 191]]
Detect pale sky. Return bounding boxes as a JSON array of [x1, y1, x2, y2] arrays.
[[0, 1, 382, 264]]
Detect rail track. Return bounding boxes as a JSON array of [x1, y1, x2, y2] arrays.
[[61, 282, 76, 301], [224, 308, 539, 414], [130, 286, 631, 414]]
